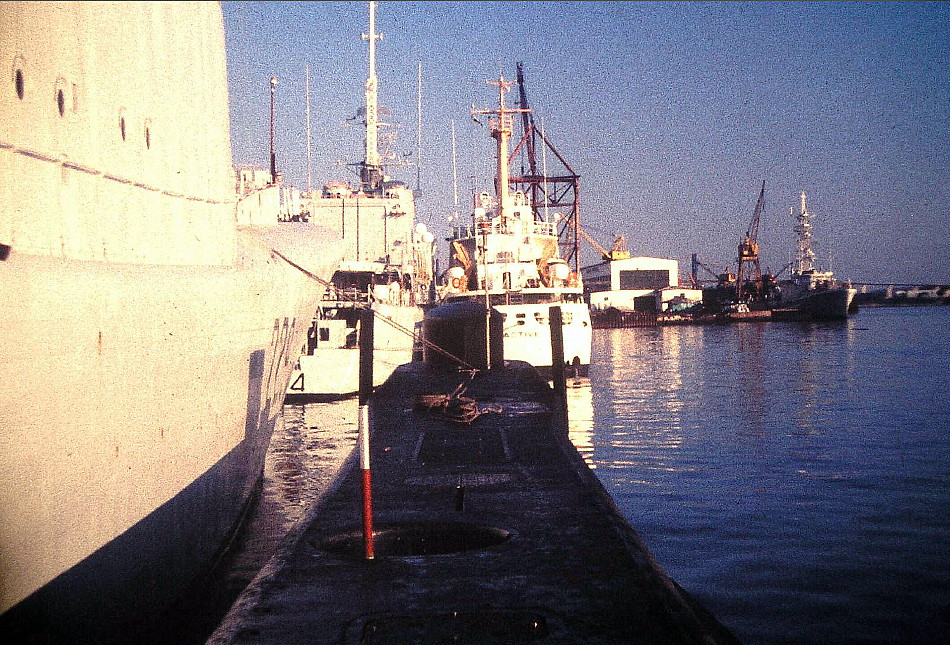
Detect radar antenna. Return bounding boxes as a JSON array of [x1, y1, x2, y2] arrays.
[[360, 1, 384, 193]]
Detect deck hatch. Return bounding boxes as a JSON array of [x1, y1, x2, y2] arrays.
[[352, 609, 549, 644], [317, 521, 511, 559]]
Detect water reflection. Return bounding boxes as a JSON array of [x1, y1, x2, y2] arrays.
[[565, 380, 595, 467], [594, 327, 687, 449], [221, 399, 358, 585], [266, 399, 359, 531], [791, 323, 821, 435], [780, 320, 856, 438], [733, 323, 768, 438], [584, 328, 691, 492], [583, 311, 950, 645]]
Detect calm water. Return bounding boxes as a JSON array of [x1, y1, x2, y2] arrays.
[[571, 306, 950, 645], [146, 399, 359, 645]]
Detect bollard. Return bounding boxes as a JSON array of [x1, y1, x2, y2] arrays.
[[358, 308, 375, 560], [549, 306, 567, 413], [489, 307, 505, 371]]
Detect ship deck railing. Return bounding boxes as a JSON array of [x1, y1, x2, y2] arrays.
[[321, 289, 371, 306], [449, 217, 557, 241], [445, 289, 586, 307]]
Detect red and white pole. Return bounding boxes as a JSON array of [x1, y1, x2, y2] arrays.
[[358, 401, 374, 560], [358, 308, 375, 560]]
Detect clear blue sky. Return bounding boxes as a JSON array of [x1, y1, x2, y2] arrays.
[[223, 1, 949, 285]]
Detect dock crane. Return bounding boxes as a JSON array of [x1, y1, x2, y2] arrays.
[[736, 180, 765, 301], [579, 229, 631, 262], [690, 253, 733, 288]]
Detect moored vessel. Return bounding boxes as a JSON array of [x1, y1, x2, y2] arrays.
[[0, 3, 341, 641], [286, 1, 433, 400], [426, 75, 592, 378], [772, 191, 856, 320]]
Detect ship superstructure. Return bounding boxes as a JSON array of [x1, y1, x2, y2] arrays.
[[435, 75, 592, 377]]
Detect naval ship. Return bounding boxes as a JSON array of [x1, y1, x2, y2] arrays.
[[427, 75, 592, 378], [773, 191, 857, 320], [286, 1, 434, 400], [0, 3, 342, 641]]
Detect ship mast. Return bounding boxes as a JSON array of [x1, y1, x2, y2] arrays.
[[472, 76, 529, 213], [792, 190, 816, 274], [360, 1, 383, 193], [306, 65, 312, 194]]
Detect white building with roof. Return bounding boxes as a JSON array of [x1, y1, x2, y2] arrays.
[[582, 256, 702, 313]]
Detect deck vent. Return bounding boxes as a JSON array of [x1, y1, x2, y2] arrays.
[[316, 521, 510, 558]]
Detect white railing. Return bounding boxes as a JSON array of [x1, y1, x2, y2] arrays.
[[449, 217, 556, 241]]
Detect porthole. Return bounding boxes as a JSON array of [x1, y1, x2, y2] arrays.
[[54, 78, 72, 118], [118, 108, 127, 141], [12, 54, 26, 100]]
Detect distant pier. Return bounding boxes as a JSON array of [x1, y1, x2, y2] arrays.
[[208, 362, 739, 645]]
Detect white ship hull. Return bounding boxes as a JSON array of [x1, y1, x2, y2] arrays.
[[287, 302, 423, 399], [424, 296, 593, 379], [0, 2, 343, 640], [495, 301, 593, 376], [0, 230, 340, 641]]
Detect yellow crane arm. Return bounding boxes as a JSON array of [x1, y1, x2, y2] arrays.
[[579, 227, 630, 261]]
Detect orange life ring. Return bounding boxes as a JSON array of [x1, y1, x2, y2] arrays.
[[450, 277, 465, 290]]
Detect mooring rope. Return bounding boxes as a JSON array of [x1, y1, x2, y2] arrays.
[[272, 249, 475, 371], [371, 308, 476, 371]]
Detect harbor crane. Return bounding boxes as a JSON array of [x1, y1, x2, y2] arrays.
[[690, 253, 733, 288], [736, 180, 765, 301], [579, 229, 631, 262]]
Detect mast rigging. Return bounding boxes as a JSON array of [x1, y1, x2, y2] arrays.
[[360, 1, 384, 193], [508, 62, 582, 274]]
